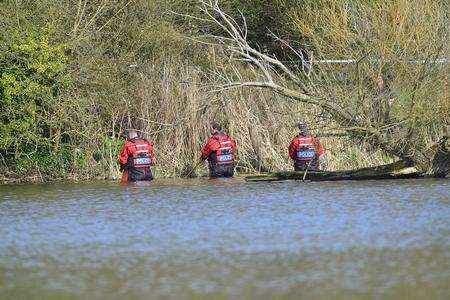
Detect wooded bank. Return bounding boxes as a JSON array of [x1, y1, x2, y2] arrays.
[[1, 0, 448, 182]]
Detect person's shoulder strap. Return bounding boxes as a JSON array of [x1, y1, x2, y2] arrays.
[[130, 139, 151, 150], [293, 135, 301, 142], [132, 138, 150, 144]]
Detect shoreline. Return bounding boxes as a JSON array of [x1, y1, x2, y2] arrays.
[[2, 171, 447, 186]]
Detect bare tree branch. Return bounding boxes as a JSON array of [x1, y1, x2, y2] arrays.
[[194, 0, 449, 174]]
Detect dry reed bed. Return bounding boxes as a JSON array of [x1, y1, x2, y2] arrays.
[[100, 58, 392, 179]]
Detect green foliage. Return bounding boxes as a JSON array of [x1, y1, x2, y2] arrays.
[[14, 145, 71, 178], [0, 25, 69, 153]]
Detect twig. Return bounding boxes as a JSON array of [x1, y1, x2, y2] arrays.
[[302, 158, 315, 182]]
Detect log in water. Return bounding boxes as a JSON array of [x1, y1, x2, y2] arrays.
[[245, 161, 422, 182]]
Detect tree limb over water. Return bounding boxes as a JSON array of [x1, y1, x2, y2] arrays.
[[197, 0, 449, 177]]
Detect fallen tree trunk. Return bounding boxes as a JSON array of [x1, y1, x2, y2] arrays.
[[198, 0, 449, 178], [245, 161, 422, 182], [428, 132, 450, 177]]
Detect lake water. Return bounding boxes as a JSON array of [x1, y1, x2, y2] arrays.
[[0, 178, 449, 299]]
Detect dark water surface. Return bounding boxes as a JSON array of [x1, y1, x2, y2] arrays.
[[0, 178, 449, 300]]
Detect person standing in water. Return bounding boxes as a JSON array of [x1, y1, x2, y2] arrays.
[[119, 129, 155, 182], [200, 122, 237, 178], [288, 122, 324, 171]]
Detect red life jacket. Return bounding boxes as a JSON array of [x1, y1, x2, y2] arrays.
[[129, 139, 152, 168], [215, 135, 235, 165], [295, 136, 316, 162]]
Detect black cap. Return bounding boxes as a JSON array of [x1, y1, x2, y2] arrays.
[[211, 121, 222, 131], [297, 122, 309, 134]]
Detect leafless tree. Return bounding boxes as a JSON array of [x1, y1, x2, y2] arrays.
[[195, 0, 449, 176]]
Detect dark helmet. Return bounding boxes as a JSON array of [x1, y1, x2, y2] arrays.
[[297, 122, 309, 135], [126, 129, 138, 140], [211, 121, 222, 131]]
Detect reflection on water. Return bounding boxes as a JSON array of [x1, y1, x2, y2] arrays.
[[0, 178, 449, 299]]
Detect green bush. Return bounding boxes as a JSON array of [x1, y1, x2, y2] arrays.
[[0, 25, 69, 154]]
